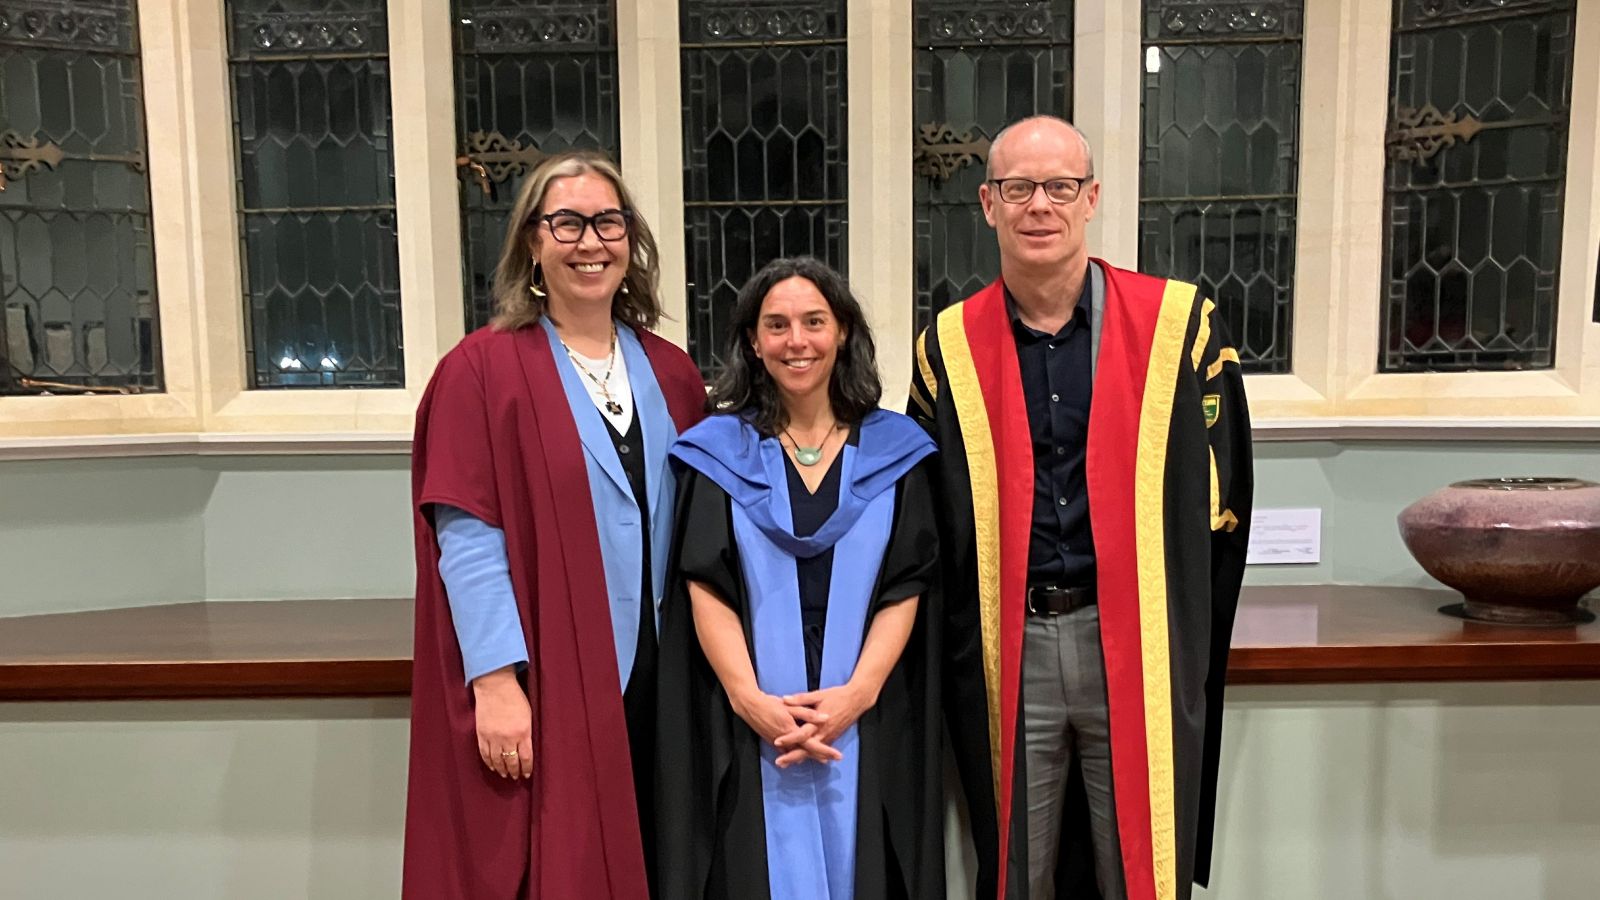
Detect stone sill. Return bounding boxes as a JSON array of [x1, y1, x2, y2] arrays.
[[2, 417, 1598, 461]]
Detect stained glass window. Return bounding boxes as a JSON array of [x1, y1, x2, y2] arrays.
[[1380, 0, 1574, 372], [913, 1, 1073, 336], [453, 1, 620, 333], [680, 0, 847, 375], [1139, 0, 1303, 374], [0, 0, 161, 395], [226, 0, 403, 388]]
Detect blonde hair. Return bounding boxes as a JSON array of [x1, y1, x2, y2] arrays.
[[490, 150, 664, 332]]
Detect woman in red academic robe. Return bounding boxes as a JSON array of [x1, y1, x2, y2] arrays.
[[403, 150, 705, 899]]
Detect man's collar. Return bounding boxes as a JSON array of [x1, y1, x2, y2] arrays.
[[1003, 263, 1094, 333]]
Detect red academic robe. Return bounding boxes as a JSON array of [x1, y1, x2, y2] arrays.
[[404, 323, 706, 900]]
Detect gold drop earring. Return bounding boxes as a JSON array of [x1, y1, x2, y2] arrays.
[[529, 258, 547, 298]]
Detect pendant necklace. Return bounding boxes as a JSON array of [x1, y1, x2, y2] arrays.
[[563, 324, 624, 416], [784, 422, 837, 467]]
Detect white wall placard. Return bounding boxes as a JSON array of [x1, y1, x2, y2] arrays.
[[1246, 507, 1322, 565]]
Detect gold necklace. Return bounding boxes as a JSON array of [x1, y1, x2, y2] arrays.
[[563, 324, 623, 416]]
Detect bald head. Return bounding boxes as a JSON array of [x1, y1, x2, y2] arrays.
[[986, 116, 1095, 181], [978, 115, 1100, 283]]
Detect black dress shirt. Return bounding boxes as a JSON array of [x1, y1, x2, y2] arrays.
[[1006, 273, 1096, 588]]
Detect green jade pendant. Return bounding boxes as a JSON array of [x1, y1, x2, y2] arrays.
[[793, 445, 824, 466]]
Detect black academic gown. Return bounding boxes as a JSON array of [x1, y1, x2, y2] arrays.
[[655, 412, 945, 900], [908, 262, 1254, 900]]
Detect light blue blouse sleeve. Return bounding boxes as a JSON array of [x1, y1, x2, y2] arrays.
[[434, 504, 530, 685]]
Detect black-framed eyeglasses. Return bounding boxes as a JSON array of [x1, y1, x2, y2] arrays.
[[988, 176, 1093, 205], [537, 208, 633, 243]]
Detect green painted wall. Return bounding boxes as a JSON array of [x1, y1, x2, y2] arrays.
[[4, 685, 1596, 899], [0, 699, 408, 899], [199, 456, 413, 602], [0, 458, 210, 617], [2, 441, 1597, 618], [1247, 440, 1600, 588]]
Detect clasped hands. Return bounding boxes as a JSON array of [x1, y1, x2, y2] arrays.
[[730, 679, 878, 769]]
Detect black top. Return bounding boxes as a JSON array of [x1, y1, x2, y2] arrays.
[[601, 407, 655, 664], [782, 428, 857, 692], [1007, 272, 1097, 589], [600, 404, 656, 875]]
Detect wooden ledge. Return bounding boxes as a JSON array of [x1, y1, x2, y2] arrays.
[[1, 588, 1596, 701], [0, 598, 411, 701], [1228, 586, 1600, 684]]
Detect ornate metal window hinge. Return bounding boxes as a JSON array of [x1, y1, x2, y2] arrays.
[[455, 131, 547, 199], [1385, 105, 1485, 163], [1386, 104, 1567, 165], [913, 123, 991, 184], [0, 130, 146, 192], [0, 131, 65, 192]]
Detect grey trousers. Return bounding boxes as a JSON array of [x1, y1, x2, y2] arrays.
[[1022, 604, 1126, 900]]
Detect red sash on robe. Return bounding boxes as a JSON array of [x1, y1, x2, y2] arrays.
[[938, 263, 1195, 900]]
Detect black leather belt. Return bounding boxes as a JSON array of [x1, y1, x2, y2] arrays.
[[1026, 584, 1096, 616]]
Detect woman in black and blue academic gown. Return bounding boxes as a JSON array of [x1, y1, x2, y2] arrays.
[[656, 257, 944, 900]]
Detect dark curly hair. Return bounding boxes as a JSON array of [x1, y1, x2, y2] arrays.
[[706, 256, 882, 436]]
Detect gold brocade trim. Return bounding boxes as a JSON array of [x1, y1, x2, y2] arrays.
[[1208, 447, 1239, 532], [938, 304, 1005, 813], [1209, 446, 1221, 525], [1134, 280, 1192, 900], [1190, 298, 1214, 372], [1206, 346, 1240, 381], [910, 331, 935, 417], [916, 329, 940, 403]]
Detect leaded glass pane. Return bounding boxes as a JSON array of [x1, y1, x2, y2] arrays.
[[1380, 0, 1573, 372], [453, 1, 619, 333], [913, 1, 1073, 336], [227, 0, 402, 388], [0, 0, 161, 395], [680, 1, 847, 375], [1139, 0, 1302, 374]]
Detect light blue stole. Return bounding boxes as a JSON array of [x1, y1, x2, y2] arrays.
[[543, 318, 678, 688]]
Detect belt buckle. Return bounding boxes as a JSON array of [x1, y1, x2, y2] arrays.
[[1026, 585, 1057, 617]]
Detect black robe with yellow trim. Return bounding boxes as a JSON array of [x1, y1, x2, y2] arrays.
[[908, 260, 1252, 900]]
